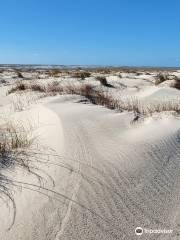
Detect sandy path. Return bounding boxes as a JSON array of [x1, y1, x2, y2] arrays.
[[0, 96, 180, 239]]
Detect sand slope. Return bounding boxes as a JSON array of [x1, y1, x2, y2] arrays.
[[43, 96, 180, 240], [1, 95, 180, 239]]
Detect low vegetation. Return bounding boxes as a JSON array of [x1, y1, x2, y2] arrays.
[[96, 76, 114, 88], [171, 77, 180, 90], [8, 81, 180, 117], [155, 73, 169, 85], [118, 73, 122, 78], [0, 122, 33, 158], [8, 81, 46, 94], [16, 71, 24, 79], [49, 69, 62, 77], [0, 79, 6, 84], [71, 71, 91, 79], [0, 120, 54, 230], [154, 73, 180, 90]]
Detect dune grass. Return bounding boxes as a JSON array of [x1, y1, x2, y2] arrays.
[[96, 76, 114, 88], [8, 81, 46, 94], [8, 81, 180, 117], [155, 73, 169, 85], [0, 121, 35, 228], [0, 122, 33, 159], [171, 77, 180, 90], [16, 71, 24, 79], [71, 71, 91, 79]]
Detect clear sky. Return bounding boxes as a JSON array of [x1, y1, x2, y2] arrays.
[[0, 0, 180, 66]]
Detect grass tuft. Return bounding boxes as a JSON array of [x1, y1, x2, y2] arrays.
[[71, 71, 91, 79], [0, 122, 33, 157], [171, 77, 180, 90], [155, 73, 169, 85], [8, 81, 46, 94], [96, 76, 114, 88], [50, 69, 62, 77], [16, 71, 24, 79]]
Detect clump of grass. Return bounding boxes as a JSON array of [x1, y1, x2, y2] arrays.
[[96, 76, 114, 88], [71, 71, 91, 79], [46, 81, 63, 94], [30, 83, 46, 92], [93, 68, 111, 74], [11, 93, 40, 112], [0, 121, 36, 175], [0, 79, 7, 84], [50, 69, 62, 77], [145, 100, 180, 115], [16, 71, 24, 79], [67, 84, 118, 109], [118, 73, 122, 78], [155, 73, 169, 85], [11, 94, 27, 112], [0, 121, 47, 230], [8, 81, 26, 94], [120, 69, 138, 74], [96, 76, 108, 85], [171, 77, 180, 90], [102, 68, 111, 74], [0, 122, 33, 160], [90, 91, 118, 109], [8, 81, 65, 101], [8, 81, 46, 94], [64, 84, 94, 99]]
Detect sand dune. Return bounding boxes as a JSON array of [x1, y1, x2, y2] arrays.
[[0, 68, 180, 239], [45, 97, 180, 240]]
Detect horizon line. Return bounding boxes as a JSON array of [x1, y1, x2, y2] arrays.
[[0, 64, 180, 69]]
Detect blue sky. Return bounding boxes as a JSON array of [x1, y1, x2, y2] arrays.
[[0, 0, 180, 66]]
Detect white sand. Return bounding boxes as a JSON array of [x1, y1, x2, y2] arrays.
[[0, 70, 180, 239]]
